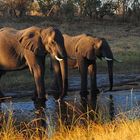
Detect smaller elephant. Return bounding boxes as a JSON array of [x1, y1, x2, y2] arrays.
[[51, 33, 114, 109]]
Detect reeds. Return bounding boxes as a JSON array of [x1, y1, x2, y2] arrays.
[[0, 102, 140, 140]]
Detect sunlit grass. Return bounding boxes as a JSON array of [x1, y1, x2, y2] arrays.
[[51, 120, 140, 140], [0, 99, 140, 140], [0, 109, 140, 140]]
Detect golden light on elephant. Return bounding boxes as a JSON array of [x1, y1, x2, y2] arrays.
[[0, 26, 68, 128]]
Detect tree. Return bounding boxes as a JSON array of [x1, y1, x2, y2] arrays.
[[60, 0, 76, 21], [75, 0, 101, 19], [0, 0, 31, 17], [131, 0, 140, 21], [37, 0, 55, 15], [99, 1, 117, 19]]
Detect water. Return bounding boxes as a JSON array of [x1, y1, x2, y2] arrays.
[[0, 73, 140, 124]]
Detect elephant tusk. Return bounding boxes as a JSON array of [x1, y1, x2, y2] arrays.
[[55, 55, 63, 61], [104, 57, 113, 61]]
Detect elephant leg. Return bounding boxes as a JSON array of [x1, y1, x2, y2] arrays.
[[107, 61, 113, 91], [77, 57, 89, 107], [33, 66, 47, 128], [25, 53, 46, 128], [32, 62, 46, 128], [88, 61, 99, 111]]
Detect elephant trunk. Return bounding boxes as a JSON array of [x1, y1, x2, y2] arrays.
[[59, 58, 68, 98], [107, 60, 113, 91]]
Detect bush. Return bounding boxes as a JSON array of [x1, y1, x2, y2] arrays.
[[60, 1, 75, 21]]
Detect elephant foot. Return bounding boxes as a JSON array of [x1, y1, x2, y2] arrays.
[[90, 93, 98, 112], [32, 98, 46, 128], [91, 88, 100, 95], [79, 91, 89, 111], [109, 95, 115, 121], [32, 98, 46, 109], [80, 91, 89, 97], [81, 96, 88, 106], [34, 108, 46, 129]]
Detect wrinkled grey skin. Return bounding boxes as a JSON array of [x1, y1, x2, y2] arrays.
[[0, 26, 68, 102], [51, 33, 113, 109]]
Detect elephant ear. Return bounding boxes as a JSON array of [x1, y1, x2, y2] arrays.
[[18, 31, 45, 56], [75, 37, 96, 60]]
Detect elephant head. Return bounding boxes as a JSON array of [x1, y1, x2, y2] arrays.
[[19, 26, 68, 98], [95, 37, 113, 91]]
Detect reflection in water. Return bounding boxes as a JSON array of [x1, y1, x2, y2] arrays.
[[109, 95, 115, 121], [0, 89, 140, 136]]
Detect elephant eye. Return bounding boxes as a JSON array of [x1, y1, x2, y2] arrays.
[[51, 40, 56, 45], [29, 32, 35, 38]]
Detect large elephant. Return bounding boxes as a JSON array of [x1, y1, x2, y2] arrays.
[[51, 33, 114, 109], [0, 26, 68, 107]]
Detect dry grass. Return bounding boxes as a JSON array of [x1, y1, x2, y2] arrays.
[[0, 111, 140, 140], [51, 120, 140, 140]]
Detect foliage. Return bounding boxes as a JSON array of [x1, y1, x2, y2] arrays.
[[99, 1, 117, 18], [37, 0, 53, 15], [131, 0, 140, 21], [60, 0, 76, 21], [0, 0, 31, 17], [74, 0, 101, 18], [0, 0, 140, 22]]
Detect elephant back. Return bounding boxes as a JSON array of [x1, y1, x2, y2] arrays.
[[63, 34, 87, 58], [75, 36, 96, 60]]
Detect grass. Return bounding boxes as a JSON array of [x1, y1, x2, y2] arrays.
[[51, 120, 140, 140], [0, 109, 140, 140]]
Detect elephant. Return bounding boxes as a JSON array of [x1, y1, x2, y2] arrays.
[[65, 34, 114, 91], [0, 26, 68, 112], [51, 33, 114, 109]]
